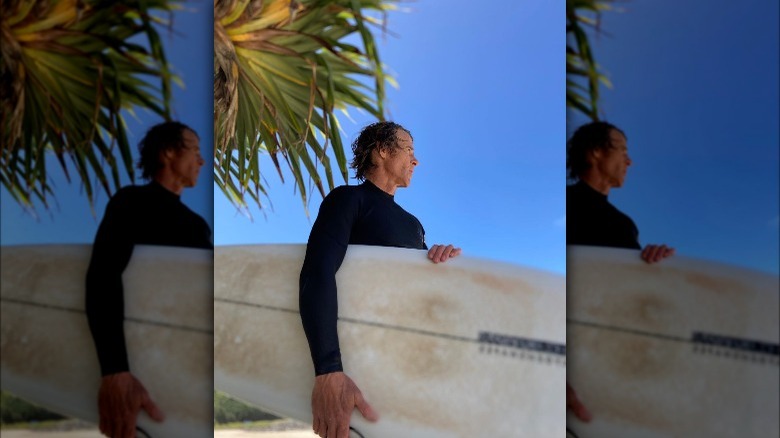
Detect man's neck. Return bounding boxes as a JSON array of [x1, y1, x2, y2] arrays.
[[579, 172, 611, 196], [153, 174, 184, 196], [365, 173, 397, 196]]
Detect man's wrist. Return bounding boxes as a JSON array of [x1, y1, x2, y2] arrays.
[[314, 363, 343, 376]]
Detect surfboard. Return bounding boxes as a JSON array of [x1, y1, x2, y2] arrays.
[[214, 244, 566, 437], [0, 245, 213, 438], [566, 245, 779, 438]]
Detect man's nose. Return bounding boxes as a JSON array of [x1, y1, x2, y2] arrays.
[[412, 155, 419, 166], [626, 155, 632, 166]]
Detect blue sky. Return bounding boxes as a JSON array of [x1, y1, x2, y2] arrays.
[[214, 0, 567, 273], [1, 1, 214, 246], [568, 0, 779, 274], [2, 0, 775, 276]]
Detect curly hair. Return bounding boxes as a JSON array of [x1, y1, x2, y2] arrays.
[[567, 121, 626, 181], [137, 121, 197, 180], [350, 121, 413, 181]]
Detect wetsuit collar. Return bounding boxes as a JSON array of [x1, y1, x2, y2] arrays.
[[149, 180, 182, 201], [577, 180, 608, 200], [363, 179, 394, 200]]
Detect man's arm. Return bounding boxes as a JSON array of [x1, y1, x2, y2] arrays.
[[299, 188, 357, 375], [299, 188, 378, 437], [85, 192, 163, 438], [85, 193, 135, 375]]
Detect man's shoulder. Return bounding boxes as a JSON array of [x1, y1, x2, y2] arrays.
[[108, 184, 148, 205], [567, 181, 586, 195], [323, 183, 365, 203]]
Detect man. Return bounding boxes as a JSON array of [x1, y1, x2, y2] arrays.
[[567, 121, 675, 262], [565, 120, 675, 422], [299, 121, 461, 438], [85, 121, 212, 438]]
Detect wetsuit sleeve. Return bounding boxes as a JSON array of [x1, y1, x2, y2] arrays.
[[299, 189, 358, 375], [85, 193, 135, 376]]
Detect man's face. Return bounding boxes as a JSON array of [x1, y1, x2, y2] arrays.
[[165, 129, 204, 188], [591, 129, 631, 188], [384, 129, 418, 188]]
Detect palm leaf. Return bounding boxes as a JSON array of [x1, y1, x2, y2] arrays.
[[214, 0, 398, 215], [1, 0, 180, 213], [566, 0, 616, 121]]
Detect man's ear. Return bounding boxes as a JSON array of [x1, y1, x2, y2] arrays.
[[587, 148, 602, 165], [376, 143, 388, 160], [159, 148, 175, 167]]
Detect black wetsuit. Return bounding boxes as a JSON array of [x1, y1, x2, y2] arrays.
[[299, 181, 427, 375], [566, 180, 641, 249], [85, 181, 212, 376]]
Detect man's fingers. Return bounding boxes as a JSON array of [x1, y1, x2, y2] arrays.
[[141, 392, 165, 422], [649, 245, 661, 262], [648, 245, 660, 261], [98, 412, 110, 437], [336, 422, 349, 438], [642, 244, 660, 263], [655, 245, 668, 261], [434, 245, 446, 262], [440, 244, 454, 261], [572, 401, 593, 422], [121, 415, 135, 438], [328, 418, 342, 438], [642, 244, 675, 264], [428, 244, 462, 264], [313, 417, 322, 436], [566, 382, 592, 423], [428, 245, 443, 263], [354, 390, 379, 422]]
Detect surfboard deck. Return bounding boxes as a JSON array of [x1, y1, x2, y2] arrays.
[[0, 245, 213, 438], [214, 244, 566, 437], [566, 245, 779, 437]]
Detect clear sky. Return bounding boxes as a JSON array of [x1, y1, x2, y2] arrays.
[[5, 1, 771, 277], [0, 1, 214, 245], [214, 0, 567, 274], [568, 0, 779, 275]]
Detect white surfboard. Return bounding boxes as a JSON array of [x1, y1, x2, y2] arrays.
[[0, 245, 213, 438], [214, 244, 566, 437], [566, 245, 779, 438]]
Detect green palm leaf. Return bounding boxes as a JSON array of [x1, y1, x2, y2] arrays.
[[566, 0, 615, 121], [214, 0, 397, 214], [1, 0, 179, 213]]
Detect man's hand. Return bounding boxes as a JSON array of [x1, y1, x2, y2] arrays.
[[567, 382, 592, 423], [640, 244, 675, 264], [98, 372, 164, 438], [427, 244, 462, 264], [311, 372, 378, 438]]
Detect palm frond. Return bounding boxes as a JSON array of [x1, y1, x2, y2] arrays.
[[1, 0, 179, 213], [566, 0, 616, 121], [214, 0, 398, 215]]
